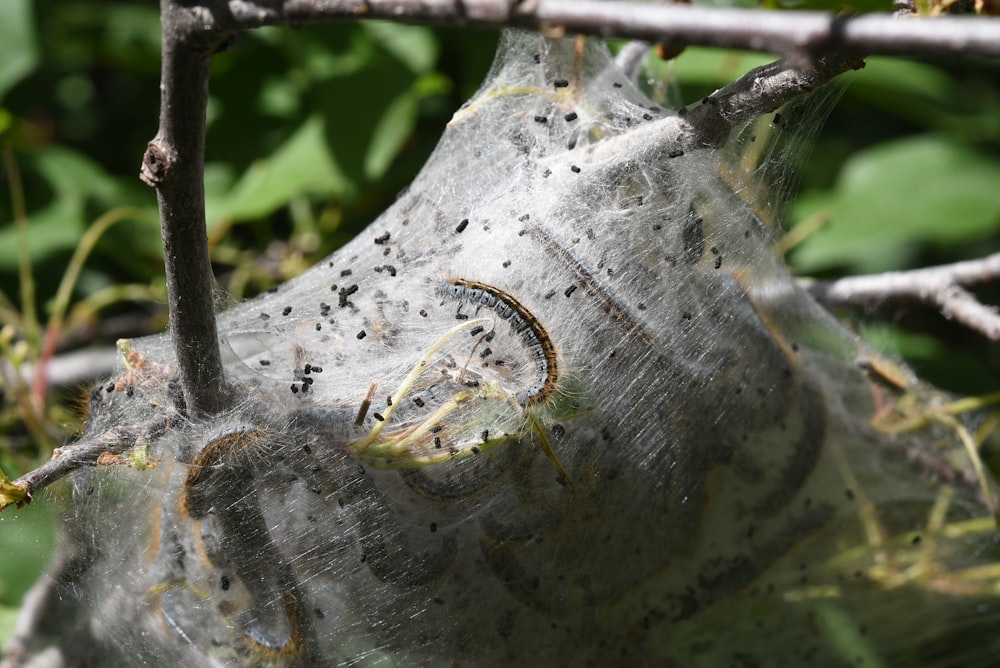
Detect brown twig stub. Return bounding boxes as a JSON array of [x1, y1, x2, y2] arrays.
[[806, 252, 1000, 341], [139, 141, 171, 187]]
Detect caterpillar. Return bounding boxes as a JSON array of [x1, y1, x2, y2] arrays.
[[439, 278, 558, 407]]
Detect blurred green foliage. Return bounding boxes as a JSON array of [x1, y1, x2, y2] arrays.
[[1, 0, 999, 653]]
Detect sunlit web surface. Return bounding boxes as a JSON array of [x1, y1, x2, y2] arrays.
[[18, 30, 1000, 668]]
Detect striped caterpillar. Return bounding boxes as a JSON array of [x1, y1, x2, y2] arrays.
[[439, 278, 558, 407]]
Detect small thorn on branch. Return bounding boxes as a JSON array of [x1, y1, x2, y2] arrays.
[[805, 252, 1000, 341]]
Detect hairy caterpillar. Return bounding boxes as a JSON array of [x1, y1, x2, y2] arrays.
[[439, 278, 558, 407]]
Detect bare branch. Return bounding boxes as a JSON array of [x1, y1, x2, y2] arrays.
[[806, 252, 1000, 341], [0, 417, 171, 511], [529, 1, 1000, 58], [140, 3, 233, 418], [680, 54, 863, 147], [577, 51, 862, 175], [184, 0, 1000, 59]]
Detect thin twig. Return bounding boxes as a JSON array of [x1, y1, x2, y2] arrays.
[[805, 252, 1000, 340], [529, 1, 1000, 57], [1, 145, 38, 347], [0, 417, 171, 510], [579, 52, 862, 175], [184, 0, 1000, 59], [680, 54, 864, 148]]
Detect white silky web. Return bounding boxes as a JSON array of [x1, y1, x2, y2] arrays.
[[17, 30, 1000, 667]]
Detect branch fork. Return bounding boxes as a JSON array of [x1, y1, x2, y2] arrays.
[[806, 252, 1000, 341], [7, 0, 999, 505]]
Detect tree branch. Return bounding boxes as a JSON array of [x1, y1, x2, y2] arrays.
[[188, 0, 1000, 59], [140, 3, 233, 418], [680, 54, 864, 148], [806, 252, 1000, 341], [528, 1, 1000, 57], [141, 0, 998, 422], [0, 417, 172, 511]]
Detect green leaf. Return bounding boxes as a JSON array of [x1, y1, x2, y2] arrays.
[[846, 58, 962, 135], [0, 147, 118, 270], [218, 115, 357, 222], [102, 4, 162, 68], [0, 605, 20, 654], [299, 28, 375, 81], [30, 146, 123, 205], [362, 22, 439, 75], [791, 135, 1000, 273], [814, 601, 887, 668], [669, 47, 774, 89], [204, 162, 238, 231], [258, 76, 302, 119], [0, 497, 55, 607], [364, 73, 451, 182], [0, 0, 38, 101], [855, 57, 953, 102], [0, 108, 12, 136], [0, 201, 86, 271], [0, 148, 157, 271], [364, 92, 419, 183]]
